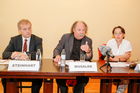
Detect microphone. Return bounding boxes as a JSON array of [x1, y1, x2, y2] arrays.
[[99, 45, 115, 58]]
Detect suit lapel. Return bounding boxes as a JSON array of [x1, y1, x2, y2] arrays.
[[17, 35, 22, 52], [29, 35, 34, 52], [69, 34, 74, 55]]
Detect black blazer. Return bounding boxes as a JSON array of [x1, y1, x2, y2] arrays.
[[2, 34, 43, 59], [53, 33, 93, 61]]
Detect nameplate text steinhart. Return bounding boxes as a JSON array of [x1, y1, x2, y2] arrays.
[[8, 60, 40, 71], [12, 64, 36, 67]]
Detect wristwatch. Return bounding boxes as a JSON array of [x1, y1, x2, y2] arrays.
[[86, 49, 91, 54]]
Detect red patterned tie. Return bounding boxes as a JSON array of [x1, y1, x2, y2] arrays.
[[23, 39, 27, 52]]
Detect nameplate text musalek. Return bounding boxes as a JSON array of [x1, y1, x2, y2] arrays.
[[69, 62, 97, 72]]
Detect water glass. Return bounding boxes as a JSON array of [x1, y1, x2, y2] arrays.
[[26, 53, 31, 60], [137, 57, 140, 64], [80, 54, 85, 62]]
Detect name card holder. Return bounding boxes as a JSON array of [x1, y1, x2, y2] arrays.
[[69, 62, 97, 72], [8, 60, 40, 71], [134, 63, 140, 71]]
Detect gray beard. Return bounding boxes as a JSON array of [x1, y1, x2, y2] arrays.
[[79, 34, 84, 37]]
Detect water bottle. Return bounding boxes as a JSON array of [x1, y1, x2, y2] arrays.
[[61, 49, 66, 67], [116, 85, 128, 93], [116, 79, 129, 93], [36, 49, 42, 67]]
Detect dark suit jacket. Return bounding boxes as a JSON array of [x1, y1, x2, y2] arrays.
[[53, 33, 93, 61], [2, 34, 43, 60]]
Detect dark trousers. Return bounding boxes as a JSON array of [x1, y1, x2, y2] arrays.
[[2, 78, 43, 93], [56, 76, 89, 93]]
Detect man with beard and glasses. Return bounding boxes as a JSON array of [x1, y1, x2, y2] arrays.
[[53, 21, 93, 93]]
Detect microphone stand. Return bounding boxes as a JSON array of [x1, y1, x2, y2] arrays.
[[100, 55, 112, 72]]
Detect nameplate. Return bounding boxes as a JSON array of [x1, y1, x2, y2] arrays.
[[8, 60, 40, 71], [134, 64, 140, 71], [69, 62, 97, 72]]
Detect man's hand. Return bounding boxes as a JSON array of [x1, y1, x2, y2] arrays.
[[18, 54, 29, 60], [53, 55, 61, 62], [11, 52, 24, 59], [80, 41, 90, 53]]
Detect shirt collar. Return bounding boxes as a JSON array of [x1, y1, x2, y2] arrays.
[[113, 38, 124, 46], [74, 36, 82, 42], [22, 36, 31, 41]]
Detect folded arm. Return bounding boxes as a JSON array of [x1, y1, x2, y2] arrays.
[[110, 51, 131, 62]]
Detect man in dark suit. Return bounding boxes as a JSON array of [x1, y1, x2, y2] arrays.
[[2, 19, 43, 93], [53, 21, 93, 93]]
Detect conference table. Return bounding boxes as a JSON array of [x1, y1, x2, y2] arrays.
[[0, 59, 139, 93]]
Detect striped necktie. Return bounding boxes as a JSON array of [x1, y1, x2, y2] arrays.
[[23, 39, 27, 52]]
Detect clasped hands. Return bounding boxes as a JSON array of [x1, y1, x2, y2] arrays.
[[11, 51, 29, 60]]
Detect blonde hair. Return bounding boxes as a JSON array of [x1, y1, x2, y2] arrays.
[[70, 21, 88, 34], [17, 19, 31, 29]]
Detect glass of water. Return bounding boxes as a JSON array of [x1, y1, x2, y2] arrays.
[[137, 57, 140, 64], [80, 54, 85, 62]]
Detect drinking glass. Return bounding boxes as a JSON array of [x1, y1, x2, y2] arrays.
[[80, 54, 85, 62], [137, 57, 140, 64], [26, 53, 31, 60]]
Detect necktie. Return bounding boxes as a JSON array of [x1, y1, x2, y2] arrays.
[[23, 39, 27, 52]]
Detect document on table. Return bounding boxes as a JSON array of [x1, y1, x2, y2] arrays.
[[0, 60, 9, 70], [109, 62, 129, 67], [0, 60, 9, 64], [66, 60, 74, 66]]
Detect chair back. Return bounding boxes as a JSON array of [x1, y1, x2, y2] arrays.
[[98, 44, 106, 60]]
